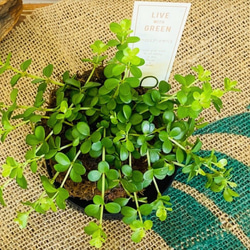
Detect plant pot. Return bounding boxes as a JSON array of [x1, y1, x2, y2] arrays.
[[46, 160, 178, 220]]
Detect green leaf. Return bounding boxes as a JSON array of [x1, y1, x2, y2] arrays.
[[70, 169, 82, 182], [80, 140, 92, 154], [123, 105, 132, 120], [130, 113, 143, 125], [143, 169, 154, 180], [132, 170, 143, 183], [73, 162, 86, 175], [163, 111, 175, 123], [177, 90, 187, 104], [55, 152, 71, 166], [104, 78, 120, 90], [121, 206, 137, 217], [14, 212, 29, 229], [16, 175, 27, 189], [131, 228, 145, 243], [106, 169, 119, 180], [176, 147, 185, 163], [20, 58, 32, 71], [91, 141, 102, 151], [125, 140, 134, 152], [162, 139, 173, 154], [112, 64, 126, 76], [105, 202, 121, 213], [65, 78, 81, 88], [101, 137, 113, 148], [192, 138, 202, 152], [84, 204, 100, 217], [174, 74, 186, 85], [120, 144, 129, 161], [130, 66, 142, 78], [125, 77, 140, 88], [88, 170, 102, 182], [122, 164, 132, 177], [151, 90, 161, 103], [93, 195, 104, 205], [159, 80, 170, 93], [110, 22, 122, 33], [10, 74, 22, 87], [26, 134, 40, 146], [84, 221, 100, 235], [141, 121, 155, 134], [113, 197, 129, 207], [98, 161, 109, 173], [40, 175, 57, 193], [126, 36, 140, 43], [43, 64, 53, 78], [169, 127, 182, 138], [0, 188, 6, 206], [54, 163, 69, 172], [76, 122, 90, 136], [35, 126, 45, 141], [223, 188, 233, 202], [139, 204, 153, 216]]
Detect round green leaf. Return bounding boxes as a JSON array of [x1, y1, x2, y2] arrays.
[[143, 169, 154, 180], [54, 163, 69, 172], [123, 105, 132, 120], [76, 122, 90, 136], [55, 152, 71, 166], [70, 169, 82, 182], [162, 139, 173, 154], [163, 110, 175, 123], [106, 169, 119, 180], [35, 126, 45, 141], [130, 113, 143, 125], [139, 204, 153, 216], [88, 170, 101, 182], [104, 78, 120, 90], [84, 204, 100, 217], [93, 195, 104, 205], [159, 80, 170, 93], [122, 164, 132, 176], [120, 145, 129, 161], [176, 147, 185, 163], [98, 161, 110, 173], [73, 162, 86, 175], [105, 202, 121, 214], [91, 141, 102, 151], [80, 140, 92, 154]]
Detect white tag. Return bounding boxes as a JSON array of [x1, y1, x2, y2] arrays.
[[131, 1, 191, 86]]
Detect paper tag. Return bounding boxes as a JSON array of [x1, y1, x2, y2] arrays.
[[131, 1, 191, 86]]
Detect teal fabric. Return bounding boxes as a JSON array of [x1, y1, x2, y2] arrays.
[[151, 111, 250, 249]]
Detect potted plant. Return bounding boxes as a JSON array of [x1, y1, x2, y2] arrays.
[[0, 19, 239, 248]]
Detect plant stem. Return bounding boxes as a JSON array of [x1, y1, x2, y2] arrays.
[[60, 149, 81, 188], [99, 128, 106, 226], [8, 65, 64, 87], [133, 191, 143, 222]]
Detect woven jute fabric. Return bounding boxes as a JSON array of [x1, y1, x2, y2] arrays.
[[0, 0, 249, 249]]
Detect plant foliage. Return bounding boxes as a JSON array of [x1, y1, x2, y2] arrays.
[[0, 19, 239, 248]]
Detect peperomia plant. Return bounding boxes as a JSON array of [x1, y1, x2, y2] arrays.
[[0, 19, 240, 248]]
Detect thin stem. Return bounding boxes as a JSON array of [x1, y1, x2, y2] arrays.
[[60, 149, 81, 188], [99, 128, 106, 225], [133, 192, 143, 222], [169, 137, 187, 152], [8, 65, 64, 87]]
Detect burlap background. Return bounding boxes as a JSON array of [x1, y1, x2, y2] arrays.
[[0, 0, 249, 249]]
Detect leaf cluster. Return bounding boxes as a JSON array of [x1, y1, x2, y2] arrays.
[[0, 19, 240, 248]]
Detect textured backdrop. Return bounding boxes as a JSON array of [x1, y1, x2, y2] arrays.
[[0, 0, 249, 249]]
